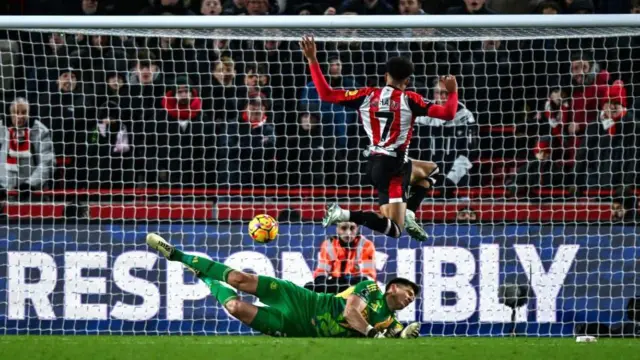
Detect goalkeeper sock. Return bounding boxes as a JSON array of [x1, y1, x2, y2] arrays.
[[171, 250, 233, 283], [350, 211, 401, 238], [202, 277, 237, 307], [406, 185, 428, 213]]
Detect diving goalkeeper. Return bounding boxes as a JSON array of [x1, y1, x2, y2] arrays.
[[147, 233, 421, 338]]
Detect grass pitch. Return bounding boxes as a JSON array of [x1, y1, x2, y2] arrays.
[[3, 336, 639, 360]]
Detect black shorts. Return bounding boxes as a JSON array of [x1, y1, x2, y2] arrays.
[[366, 154, 412, 206]]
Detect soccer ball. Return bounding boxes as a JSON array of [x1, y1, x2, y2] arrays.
[[248, 214, 279, 243]]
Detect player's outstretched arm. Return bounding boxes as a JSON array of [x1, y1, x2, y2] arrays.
[[409, 76, 459, 121], [344, 294, 385, 338], [299, 35, 350, 103]]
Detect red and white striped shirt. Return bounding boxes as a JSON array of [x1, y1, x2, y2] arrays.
[[308, 62, 458, 160]]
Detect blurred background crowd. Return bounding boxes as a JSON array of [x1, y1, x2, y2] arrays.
[[0, 0, 639, 209]]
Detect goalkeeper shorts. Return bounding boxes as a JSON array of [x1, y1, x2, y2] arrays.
[[253, 275, 320, 337]]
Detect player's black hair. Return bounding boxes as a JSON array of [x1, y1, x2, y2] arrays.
[[385, 57, 414, 82], [536, 0, 561, 13], [385, 277, 419, 295]]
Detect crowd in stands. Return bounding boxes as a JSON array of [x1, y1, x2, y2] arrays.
[[0, 0, 639, 207]]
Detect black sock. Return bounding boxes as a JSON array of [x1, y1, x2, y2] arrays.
[[407, 185, 428, 212], [350, 211, 401, 238]]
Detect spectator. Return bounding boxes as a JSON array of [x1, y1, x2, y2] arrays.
[[96, 65, 130, 112], [87, 101, 135, 188], [415, 77, 476, 195], [447, 0, 497, 14], [506, 137, 565, 198], [199, 0, 223, 14], [38, 64, 96, 188], [221, 97, 277, 186], [535, 0, 562, 13], [0, 98, 54, 197], [611, 189, 637, 223], [304, 221, 376, 294], [543, 52, 610, 162], [207, 37, 242, 63], [139, 0, 196, 15], [200, 55, 239, 123], [236, 63, 269, 106], [128, 50, 167, 121], [456, 206, 478, 222], [300, 57, 359, 148], [633, 0, 640, 13], [147, 76, 213, 186], [398, 0, 426, 14], [245, 0, 272, 15], [78, 0, 102, 15], [276, 106, 336, 185], [324, 5, 338, 15], [339, 0, 395, 14], [223, 0, 246, 14], [573, 81, 638, 189]]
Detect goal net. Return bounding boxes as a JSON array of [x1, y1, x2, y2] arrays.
[[0, 15, 639, 337]]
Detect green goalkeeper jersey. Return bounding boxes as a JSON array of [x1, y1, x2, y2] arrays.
[[312, 280, 403, 337]]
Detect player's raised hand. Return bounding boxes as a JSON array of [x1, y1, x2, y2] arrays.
[[442, 75, 458, 94], [299, 35, 317, 63]]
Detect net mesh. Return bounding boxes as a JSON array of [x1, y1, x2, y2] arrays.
[[17, 26, 640, 41], [0, 25, 639, 337]]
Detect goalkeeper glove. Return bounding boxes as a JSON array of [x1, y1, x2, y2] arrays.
[[399, 322, 421, 339], [366, 325, 387, 338]]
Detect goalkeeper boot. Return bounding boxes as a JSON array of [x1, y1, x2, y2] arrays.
[[146, 233, 175, 259], [322, 203, 348, 228], [404, 209, 428, 241]]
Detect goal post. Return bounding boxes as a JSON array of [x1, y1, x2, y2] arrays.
[[0, 15, 639, 337], [2, 14, 640, 28]]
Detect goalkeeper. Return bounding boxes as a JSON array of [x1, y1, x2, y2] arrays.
[[147, 233, 420, 338]]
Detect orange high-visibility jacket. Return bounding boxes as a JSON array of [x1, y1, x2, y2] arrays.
[[313, 236, 376, 280]]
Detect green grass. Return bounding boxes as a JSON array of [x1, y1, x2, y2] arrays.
[[3, 336, 639, 360]]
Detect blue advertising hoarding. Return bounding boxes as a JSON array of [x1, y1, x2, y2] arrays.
[[0, 223, 638, 336]]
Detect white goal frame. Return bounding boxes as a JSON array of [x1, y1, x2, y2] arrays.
[[1, 14, 640, 29], [1, 14, 639, 338]]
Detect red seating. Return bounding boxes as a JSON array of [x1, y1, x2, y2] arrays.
[[4, 186, 631, 199], [2, 200, 614, 222], [2, 185, 625, 221]]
